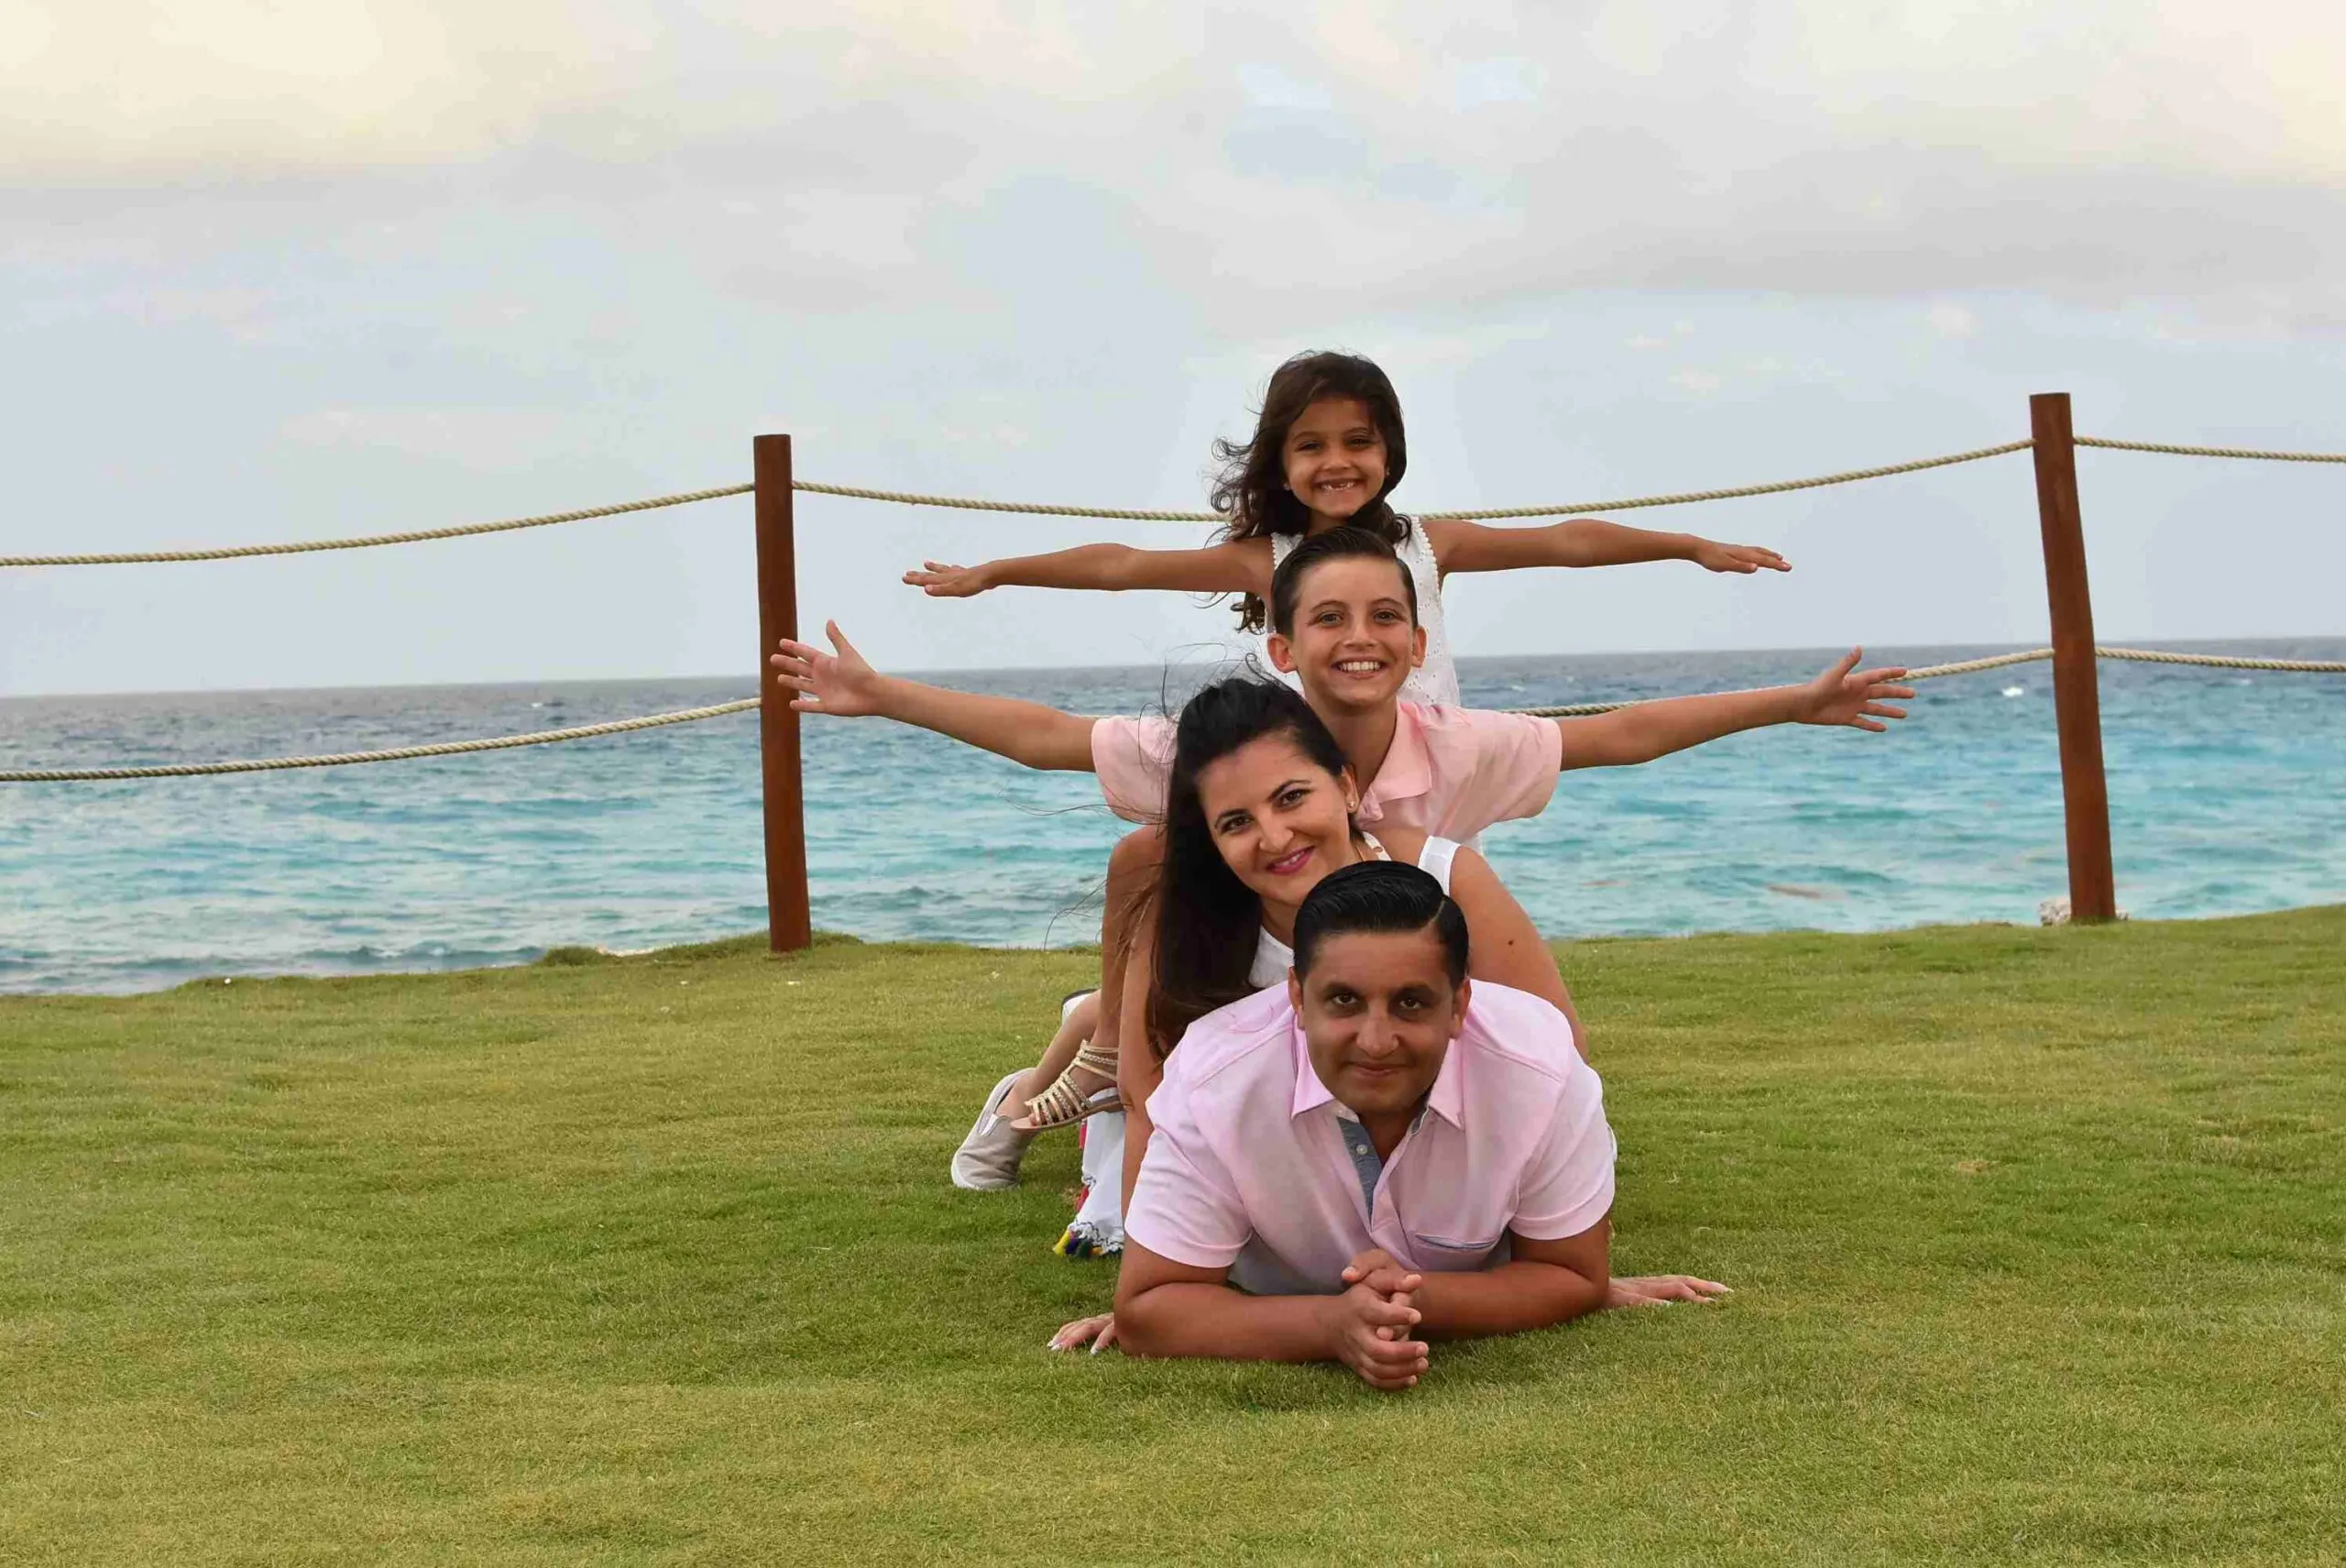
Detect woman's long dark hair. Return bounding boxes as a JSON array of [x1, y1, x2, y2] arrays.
[[1144, 676, 1355, 1058], [1211, 351, 1409, 633]]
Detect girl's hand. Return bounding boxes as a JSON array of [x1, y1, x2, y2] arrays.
[[769, 620, 886, 717], [1694, 540, 1791, 575], [1794, 649, 1914, 731], [1048, 1313, 1120, 1354], [903, 561, 993, 598]]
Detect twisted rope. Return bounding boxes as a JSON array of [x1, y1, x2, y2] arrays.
[[16, 430, 2344, 568], [1419, 440, 2037, 521], [4, 440, 2042, 566], [1508, 646, 2342, 717], [796, 441, 2038, 525], [0, 485, 754, 567], [0, 699, 759, 782], [2097, 646, 2346, 673], [5, 646, 2338, 781], [2076, 437, 2346, 465], [790, 481, 1215, 522]]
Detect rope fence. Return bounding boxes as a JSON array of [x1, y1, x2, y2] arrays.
[[1511, 647, 2346, 718], [0, 486, 754, 568], [2074, 437, 2346, 465], [6, 648, 2337, 783], [10, 429, 2342, 569], [0, 698, 759, 783]]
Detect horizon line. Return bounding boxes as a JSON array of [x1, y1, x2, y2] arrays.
[[5, 632, 2343, 705]]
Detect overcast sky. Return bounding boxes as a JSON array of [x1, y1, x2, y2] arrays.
[[5, 2, 2343, 696]]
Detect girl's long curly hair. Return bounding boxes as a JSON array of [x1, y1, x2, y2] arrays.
[[1211, 351, 1409, 632]]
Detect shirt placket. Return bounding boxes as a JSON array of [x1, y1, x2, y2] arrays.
[[1334, 1107, 1425, 1262]]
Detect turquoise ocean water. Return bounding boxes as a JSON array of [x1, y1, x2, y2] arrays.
[[4, 641, 2341, 994]]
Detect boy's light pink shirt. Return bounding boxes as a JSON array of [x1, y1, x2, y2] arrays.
[[1124, 981, 1615, 1299], [1090, 701, 1562, 841]]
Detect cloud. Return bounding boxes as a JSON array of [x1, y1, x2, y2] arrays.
[[277, 406, 586, 467], [1929, 302, 1979, 338], [5, 1, 2344, 324]]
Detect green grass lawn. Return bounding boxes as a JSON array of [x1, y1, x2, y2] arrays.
[[4, 911, 2343, 1565]]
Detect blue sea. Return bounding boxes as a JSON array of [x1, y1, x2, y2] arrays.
[[4, 641, 2341, 994]]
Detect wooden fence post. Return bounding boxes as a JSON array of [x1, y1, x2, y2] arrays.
[[755, 434, 813, 951], [2028, 392, 2118, 923]]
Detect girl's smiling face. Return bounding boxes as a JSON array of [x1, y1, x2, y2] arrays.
[[1282, 396, 1388, 527], [1193, 733, 1362, 913]]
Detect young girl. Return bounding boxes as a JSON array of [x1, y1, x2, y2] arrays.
[[904, 350, 1789, 706]]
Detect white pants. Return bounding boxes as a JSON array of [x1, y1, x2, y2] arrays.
[[1069, 1110, 1124, 1250]]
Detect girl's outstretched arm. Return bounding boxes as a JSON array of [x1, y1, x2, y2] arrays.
[[770, 620, 1097, 772], [1422, 516, 1788, 576], [905, 537, 1272, 598], [1555, 648, 1913, 771]]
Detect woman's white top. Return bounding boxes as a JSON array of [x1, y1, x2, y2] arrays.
[[1247, 834, 1462, 988], [1268, 516, 1460, 707]]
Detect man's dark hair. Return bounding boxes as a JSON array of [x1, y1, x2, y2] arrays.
[[1292, 859, 1468, 988], [1267, 525, 1420, 638]]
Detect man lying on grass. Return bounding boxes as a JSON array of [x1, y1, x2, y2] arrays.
[[1110, 858, 1682, 1388]]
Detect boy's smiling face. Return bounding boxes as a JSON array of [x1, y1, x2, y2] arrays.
[[1266, 555, 1426, 717]]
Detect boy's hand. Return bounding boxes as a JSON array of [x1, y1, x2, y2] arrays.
[[770, 620, 887, 717], [1317, 1284, 1429, 1391], [903, 561, 993, 598], [1793, 649, 1914, 731], [1693, 540, 1790, 575]]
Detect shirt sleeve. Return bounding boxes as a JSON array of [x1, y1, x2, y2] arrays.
[[1123, 1072, 1254, 1270], [1090, 716, 1177, 825], [1509, 1056, 1617, 1242], [1448, 708, 1563, 832]]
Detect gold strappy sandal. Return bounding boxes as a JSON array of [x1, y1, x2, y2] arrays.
[[1013, 1039, 1124, 1131]]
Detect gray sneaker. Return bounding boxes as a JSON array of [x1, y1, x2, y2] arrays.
[[951, 1071, 1036, 1191]]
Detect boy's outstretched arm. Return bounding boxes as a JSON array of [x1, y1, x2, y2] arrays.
[[1424, 516, 1788, 576], [770, 620, 1098, 772], [1555, 648, 1913, 771], [904, 538, 1271, 598]]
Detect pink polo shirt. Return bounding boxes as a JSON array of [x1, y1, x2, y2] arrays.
[[1124, 981, 1615, 1298], [1091, 701, 1562, 841]]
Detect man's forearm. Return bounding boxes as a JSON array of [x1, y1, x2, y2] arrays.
[[1410, 1260, 1606, 1340], [869, 674, 1098, 771], [1561, 684, 1803, 768], [1116, 1282, 1333, 1362]]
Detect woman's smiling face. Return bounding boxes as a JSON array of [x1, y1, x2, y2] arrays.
[[1193, 732, 1360, 911]]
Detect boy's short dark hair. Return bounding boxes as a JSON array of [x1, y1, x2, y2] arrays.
[[1292, 860, 1468, 988], [1268, 526, 1420, 638]]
